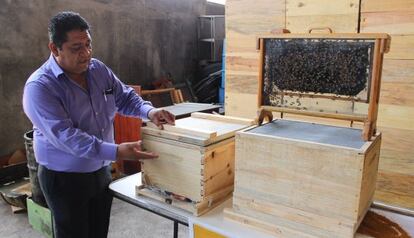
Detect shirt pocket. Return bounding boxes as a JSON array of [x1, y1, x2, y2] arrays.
[[104, 94, 117, 121]]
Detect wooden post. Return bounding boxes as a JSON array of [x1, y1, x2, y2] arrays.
[[363, 39, 382, 141], [257, 38, 265, 108]]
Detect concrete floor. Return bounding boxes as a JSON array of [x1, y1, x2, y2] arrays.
[[0, 197, 188, 238]]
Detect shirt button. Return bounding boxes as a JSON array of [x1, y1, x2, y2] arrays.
[[101, 128, 104, 132], [95, 112, 99, 115]]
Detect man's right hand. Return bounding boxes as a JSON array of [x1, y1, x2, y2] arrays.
[[117, 141, 158, 160]]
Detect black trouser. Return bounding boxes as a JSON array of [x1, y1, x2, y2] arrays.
[[38, 165, 113, 238]]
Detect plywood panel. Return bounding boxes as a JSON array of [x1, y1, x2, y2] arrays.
[[382, 59, 414, 83], [377, 127, 414, 175], [377, 104, 414, 130], [361, 0, 414, 12], [226, 74, 258, 94], [383, 35, 414, 60], [287, 15, 359, 33], [226, 55, 259, 73], [225, 0, 285, 118], [232, 195, 355, 237], [141, 136, 204, 201], [226, 15, 285, 34], [225, 92, 257, 119], [361, 11, 414, 34], [226, 33, 257, 53], [287, 0, 359, 15], [202, 140, 235, 196], [375, 171, 414, 209], [380, 82, 414, 106], [286, 0, 359, 33], [359, 0, 414, 210]]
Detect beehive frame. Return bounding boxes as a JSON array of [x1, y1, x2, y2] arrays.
[[257, 33, 390, 141]]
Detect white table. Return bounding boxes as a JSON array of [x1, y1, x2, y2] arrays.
[[109, 173, 414, 238]]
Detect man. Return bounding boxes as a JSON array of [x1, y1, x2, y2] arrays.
[[23, 11, 175, 238]]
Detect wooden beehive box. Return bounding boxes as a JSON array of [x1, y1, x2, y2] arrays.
[[224, 32, 390, 238], [136, 112, 255, 216]]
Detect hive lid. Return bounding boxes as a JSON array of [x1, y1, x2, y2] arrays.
[[248, 119, 366, 150], [141, 112, 255, 146], [256, 32, 391, 141]]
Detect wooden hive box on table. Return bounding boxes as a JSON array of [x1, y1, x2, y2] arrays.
[[224, 31, 391, 238], [136, 112, 255, 216]]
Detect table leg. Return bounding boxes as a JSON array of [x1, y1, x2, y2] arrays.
[[173, 220, 178, 238]]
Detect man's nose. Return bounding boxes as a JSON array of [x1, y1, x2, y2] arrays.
[[79, 45, 92, 57]]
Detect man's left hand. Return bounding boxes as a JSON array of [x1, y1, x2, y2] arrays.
[[148, 108, 175, 129]]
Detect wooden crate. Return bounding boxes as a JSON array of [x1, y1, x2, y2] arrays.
[[137, 112, 255, 216], [225, 119, 381, 238]]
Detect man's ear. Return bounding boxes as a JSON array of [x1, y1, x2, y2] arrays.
[[48, 42, 59, 57]]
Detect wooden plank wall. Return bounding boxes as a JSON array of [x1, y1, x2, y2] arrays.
[[360, 0, 414, 209], [226, 0, 414, 209], [225, 0, 285, 117]]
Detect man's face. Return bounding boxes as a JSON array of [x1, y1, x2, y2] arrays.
[[51, 29, 92, 75]]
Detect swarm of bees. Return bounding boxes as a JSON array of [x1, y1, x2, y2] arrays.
[[262, 38, 374, 107]]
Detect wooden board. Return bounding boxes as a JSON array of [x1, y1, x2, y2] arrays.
[[375, 171, 414, 210], [286, 14, 359, 33], [361, 0, 414, 13], [226, 196, 355, 238], [158, 102, 221, 119], [286, 0, 359, 32], [375, 126, 414, 209], [361, 1, 414, 60], [141, 135, 204, 201], [361, 11, 414, 34], [136, 184, 233, 216], [142, 113, 254, 146], [359, 0, 414, 209], [382, 35, 414, 60], [201, 140, 235, 196], [377, 104, 414, 130], [380, 82, 414, 106], [225, 0, 285, 118], [224, 92, 258, 119], [378, 127, 414, 175], [382, 59, 414, 84]]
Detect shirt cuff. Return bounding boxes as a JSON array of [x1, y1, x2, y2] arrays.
[[98, 141, 118, 161], [140, 104, 155, 120]]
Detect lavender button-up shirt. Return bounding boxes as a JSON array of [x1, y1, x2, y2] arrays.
[[23, 55, 154, 172]]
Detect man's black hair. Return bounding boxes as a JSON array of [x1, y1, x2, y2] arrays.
[[48, 11, 90, 49]]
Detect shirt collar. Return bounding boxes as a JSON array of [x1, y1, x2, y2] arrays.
[[48, 54, 65, 79], [47, 54, 95, 79]]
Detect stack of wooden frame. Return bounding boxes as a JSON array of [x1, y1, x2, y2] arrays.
[[137, 113, 255, 216]]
